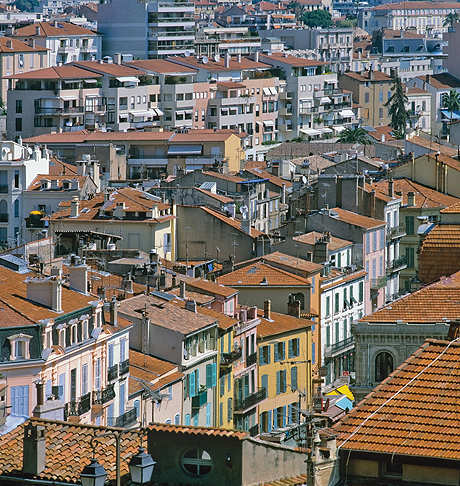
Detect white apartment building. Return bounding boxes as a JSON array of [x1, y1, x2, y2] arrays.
[[98, 0, 196, 59], [0, 140, 49, 249], [13, 21, 101, 67]]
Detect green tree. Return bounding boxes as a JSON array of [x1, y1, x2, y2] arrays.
[[335, 18, 358, 28], [288, 1, 304, 21], [384, 74, 411, 139], [337, 127, 373, 155], [443, 12, 459, 28], [12, 0, 39, 11], [442, 89, 460, 136], [302, 9, 333, 28]]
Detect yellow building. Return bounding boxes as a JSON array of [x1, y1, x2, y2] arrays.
[[257, 303, 313, 433]]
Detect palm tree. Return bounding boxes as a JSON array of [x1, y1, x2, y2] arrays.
[[442, 89, 460, 138], [443, 12, 459, 28], [385, 74, 411, 140], [337, 127, 373, 156]]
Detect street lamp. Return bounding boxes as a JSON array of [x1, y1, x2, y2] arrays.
[[80, 430, 155, 486]]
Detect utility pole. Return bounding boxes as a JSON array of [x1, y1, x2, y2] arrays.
[[230, 232, 239, 271]]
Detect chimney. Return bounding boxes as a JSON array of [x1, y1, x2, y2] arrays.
[[123, 276, 133, 293], [254, 51, 260, 63], [185, 299, 197, 313], [70, 197, 79, 217], [28, 38, 35, 48], [281, 183, 286, 205], [407, 191, 415, 206], [36, 381, 44, 407], [22, 423, 46, 477], [287, 294, 301, 318], [264, 299, 271, 320], [69, 260, 88, 294], [35, 25, 40, 36], [149, 249, 159, 265], [381, 133, 385, 142], [114, 53, 122, 65], [237, 53, 241, 63], [225, 52, 230, 69], [26, 275, 62, 313], [370, 190, 376, 218], [388, 177, 394, 198], [32, 381, 64, 421], [369, 69, 374, 80], [241, 218, 251, 235], [109, 296, 118, 326], [180, 280, 186, 298], [54, 20, 58, 27], [6, 39, 12, 49]]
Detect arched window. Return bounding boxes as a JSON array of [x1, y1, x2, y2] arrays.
[[375, 352, 393, 382], [294, 293, 305, 310], [181, 449, 212, 477]]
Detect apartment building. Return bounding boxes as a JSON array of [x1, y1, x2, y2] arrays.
[[13, 21, 101, 67], [260, 53, 355, 141], [98, 0, 196, 59], [202, 26, 261, 56], [0, 141, 50, 248], [339, 69, 393, 128], [0, 257, 131, 426], [118, 293, 219, 427]]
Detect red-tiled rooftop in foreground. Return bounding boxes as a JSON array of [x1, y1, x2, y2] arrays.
[[333, 339, 460, 460]]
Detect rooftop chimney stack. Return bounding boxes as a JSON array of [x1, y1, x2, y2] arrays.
[[254, 51, 260, 63], [26, 275, 62, 313], [32, 381, 64, 421], [68, 260, 88, 294], [109, 296, 118, 326], [35, 25, 40, 36], [22, 423, 46, 477], [264, 299, 271, 320], [388, 176, 394, 198], [185, 299, 197, 313], [287, 294, 301, 318], [225, 52, 230, 69], [70, 196, 79, 218], [180, 280, 186, 298], [407, 191, 415, 206]]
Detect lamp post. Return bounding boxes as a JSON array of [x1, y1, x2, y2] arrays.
[[80, 429, 155, 486]]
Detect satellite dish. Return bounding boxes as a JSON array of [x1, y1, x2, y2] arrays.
[[184, 50, 191, 57], [240, 205, 248, 220], [301, 175, 307, 184], [27, 147, 33, 155], [202, 56, 208, 64]]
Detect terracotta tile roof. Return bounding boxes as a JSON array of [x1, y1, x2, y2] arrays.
[[244, 167, 293, 188], [418, 225, 460, 283], [217, 261, 312, 287], [186, 277, 237, 298], [362, 182, 394, 203], [201, 170, 244, 183], [170, 130, 241, 142], [127, 59, 197, 74], [405, 135, 459, 157], [381, 29, 424, 39], [373, 178, 460, 209], [328, 207, 386, 230], [24, 130, 173, 144], [196, 187, 233, 203], [14, 21, 96, 37], [168, 287, 215, 305], [368, 125, 397, 142], [48, 158, 78, 176], [0, 266, 97, 324], [199, 206, 266, 238], [216, 81, 246, 89], [373, 1, 460, 9], [260, 52, 326, 67], [26, 174, 88, 191], [405, 85, 429, 95], [71, 60, 143, 77], [168, 55, 271, 72], [423, 152, 460, 171], [361, 270, 460, 323], [441, 201, 460, 213], [148, 422, 248, 439], [321, 269, 367, 291], [262, 474, 308, 486], [6, 65, 103, 80], [342, 70, 392, 83], [333, 339, 460, 460], [261, 251, 323, 274], [118, 294, 217, 335], [415, 73, 460, 90], [173, 299, 238, 330], [293, 231, 353, 250], [0, 302, 33, 326], [257, 309, 313, 338], [0, 37, 48, 52]]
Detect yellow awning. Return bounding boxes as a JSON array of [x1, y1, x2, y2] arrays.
[[326, 384, 354, 401]]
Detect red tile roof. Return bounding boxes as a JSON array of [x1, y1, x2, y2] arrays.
[[0, 37, 47, 52], [405, 135, 459, 157], [342, 70, 392, 82], [168, 55, 271, 72], [199, 206, 266, 238], [333, 339, 460, 460], [244, 167, 293, 188], [361, 270, 460, 323], [261, 251, 323, 275], [127, 59, 198, 74], [186, 277, 238, 298], [328, 207, 386, 230], [6, 65, 102, 80], [260, 52, 326, 67], [14, 21, 97, 37], [257, 309, 313, 337], [293, 231, 353, 250]]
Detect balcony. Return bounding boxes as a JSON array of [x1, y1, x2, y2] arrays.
[[386, 255, 407, 274], [35, 106, 84, 115], [65, 392, 92, 417], [108, 408, 137, 428], [93, 384, 116, 405], [86, 105, 106, 113], [387, 223, 406, 239], [370, 276, 388, 290], [234, 388, 266, 412], [324, 336, 355, 360], [249, 424, 259, 437], [192, 390, 207, 409], [246, 352, 257, 366], [119, 359, 129, 375], [279, 91, 293, 100], [279, 107, 293, 116], [108, 364, 118, 381], [25, 215, 46, 229], [221, 347, 242, 366]]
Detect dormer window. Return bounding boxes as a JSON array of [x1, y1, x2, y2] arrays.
[[71, 324, 77, 344], [62, 181, 70, 190], [59, 329, 65, 347], [8, 333, 32, 360]]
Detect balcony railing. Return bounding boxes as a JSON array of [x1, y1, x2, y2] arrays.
[[192, 390, 207, 409], [370, 276, 388, 290], [93, 384, 116, 405], [108, 408, 137, 428], [386, 255, 407, 274], [35, 106, 84, 115], [119, 359, 129, 375], [221, 347, 242, 366], [65, 392, 92, 417], [386, 223, 406, 239], [246, 352, 257, 366], [324, 336, 355, 359], [234, 388, 266, 412], [108, 364, 118, 381]]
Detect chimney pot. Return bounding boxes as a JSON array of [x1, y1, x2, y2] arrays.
[[180, 280, 186, 298], [264, 299, 271, 320]]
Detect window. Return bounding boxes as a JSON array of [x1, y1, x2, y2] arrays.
[[288, 338, 300, 358], [14, 199, 19, 217], [259, 345, 271, 365], [220, 375, 225, 396], [291, 366, 298, 390], [8, 333, 32, 360], [15, 118, 22, 132], [181, 449, 212, 477], [227, 397, 232, 421], [379, 108, 384, 119], [405, 247, 415, 268], [405, 215, 415, 235], [261, 374, 268, 392], [81, 363, 88, 395], [206, 402, 211, 427], [375, 352, 393, 382], [206, 363, 217, 388], [335, 293, 339, 313], [364, 92, 370, 103], [14, 170, 19, 189], [15, 100, 22, 114], [276, 370, 286, 394], [185, 413, 190, 425], [219, 402, 223, 426], [359, 282, 364, 302], [274, 341, 285, 361], [70, 368, 77, 402], [379, 92, 383, 102], [312, 342, 316, 364], [326, 296, 330, 316]]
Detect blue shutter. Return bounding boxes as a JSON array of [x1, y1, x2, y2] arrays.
[[268, 410, 272, 432], [195, 369, 199, 392], [276, 371, 280, 395], [220, 375, 225, 396], [206, 364, 212, 388], [190, 372, 196, 397], [282, 405, 287, 428], [227, 372, 231, 392], [134, 399, 140, 417], [260, 413, 263, 433], [193, 412, 199, 426], [45, 379, 51, 400], [296, 338, 300, 357], [211, 363, 217, 387], [288, 340, 293, 358], [273, 408, 277, 428], [107, 403, 114, 426], [288, 404, 292, 424], [282, 370, 287, 393], [185, 413, 191, 425], [267, 345, 271, 364], [58, 373, 65, 401], [312, 342, 316, 364], [220, 336, 224, 354], [108, 343, 114, 368], [291, 366, 298, 391], [206, 402, 211, 427], [261, 374, 268, 392], [244, 375, 249, 398], [119, 382, 125, 415], [11, 385, 29, 416], [259, 347, 264, 365], [274, 344, 279, 361], [220, 402, 223, 426], [228, 334, 231, 353], [281, 342, 285, 360]]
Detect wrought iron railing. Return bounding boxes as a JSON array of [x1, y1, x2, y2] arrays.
[[108, 364, 118, 381], [234, 388, 266, 412]]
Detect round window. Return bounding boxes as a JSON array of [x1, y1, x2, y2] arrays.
[[181, 448, 212, 477]]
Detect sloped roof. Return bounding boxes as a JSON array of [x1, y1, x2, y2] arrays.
[[328, 207, 386, 230], [342, 70, 392, 82], [260, 52, 326, 67], [6, 65, 103, 80], [127, 59, 198, 74], [199, 206, 266, 238], [361, 270, 460, 323], [186, 277, 238, 298], [293, 231, 353, 250], [244, 167, 293, 188], [405, 136, 459, 157], [257, 309, 313, 338], [14, 21, 96, 37], [0, 37, 47, 52], [333, 339, 460, 460], [173, 299, 238, 330], [261, 251, 323, 274]]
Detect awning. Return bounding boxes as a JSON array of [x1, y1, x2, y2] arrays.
[[263, 120, 275, 126], [154, 108, 164, 116], [256, 121, 263, 126], [339, 109, 355, 118], [130, 110, 153, 117], [63, 79, 78, 84], [263, 87, 271, 95], [167, 145, 202, 155], [300, 128, 321, 136], [83, 79, 98, 83], [85, 94, 99, 98], [320, 96, 332, 104], [60, 95, 79, 100], [318, 127, 333, 133], [441, 110, 460, 120], [333, 125, 346, 133], [269, 86, 277, 95], [116, 76, 139, 83]]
